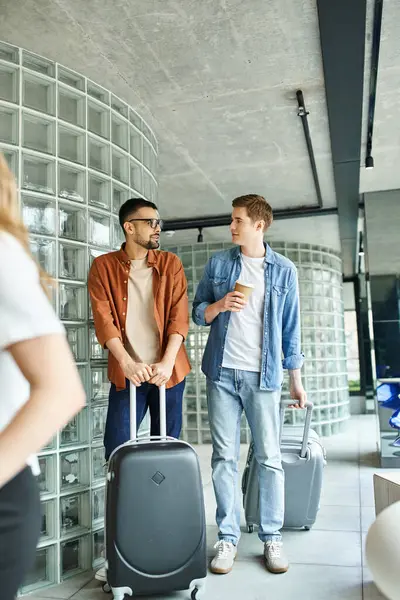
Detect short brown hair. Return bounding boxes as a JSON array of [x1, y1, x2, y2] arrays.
[[232, 194, 273, 232]]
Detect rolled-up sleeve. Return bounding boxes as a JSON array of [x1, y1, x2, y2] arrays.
[[88, 261, 120, 348], [281, 268, 305, 370], [192, 260, 214, 327], [166, 259, 189, 340]]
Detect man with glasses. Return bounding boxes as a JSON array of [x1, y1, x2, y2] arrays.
[[88, 196, 191, 463], [89, 197, 191, 583]]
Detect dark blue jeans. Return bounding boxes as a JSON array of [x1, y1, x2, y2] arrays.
[[104, 379, 185, 460]]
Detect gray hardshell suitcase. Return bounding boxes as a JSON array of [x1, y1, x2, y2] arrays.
[[104, 384, 207, 600], [242, 401, 326, 533]]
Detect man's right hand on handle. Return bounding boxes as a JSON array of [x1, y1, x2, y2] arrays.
[[121, 356, 153, 387]]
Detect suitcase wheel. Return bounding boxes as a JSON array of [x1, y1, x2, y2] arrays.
[[304, 526, 311, 531], [191, 587, 199, 600], [247, 524, 254, 534], [102, 582, 111, 593]]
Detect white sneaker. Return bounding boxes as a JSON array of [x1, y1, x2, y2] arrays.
[[210, 540, 237, 574], [95, 566, 107, 582], [264, 541, 289, 574]]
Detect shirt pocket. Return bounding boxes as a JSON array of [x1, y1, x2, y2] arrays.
[[272, 284, 288, 297], [271, 284, 288, 316], [211, 276, 229, 301]]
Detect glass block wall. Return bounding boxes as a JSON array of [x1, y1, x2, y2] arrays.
[[0, 41, 158, 594], [165, 241, 350, 443]]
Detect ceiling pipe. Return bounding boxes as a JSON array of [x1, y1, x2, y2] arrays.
[[163, 206, 338, 232], [296, 90, 323, 208], [365, 0, 383, 170]]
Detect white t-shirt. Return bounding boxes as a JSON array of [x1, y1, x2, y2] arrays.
[[0, 232, 64, 475], [222, 253, 265, 372]]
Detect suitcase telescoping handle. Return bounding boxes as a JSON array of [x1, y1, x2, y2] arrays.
[[279, 400, 314, 459], [130, 382, 167, 440]]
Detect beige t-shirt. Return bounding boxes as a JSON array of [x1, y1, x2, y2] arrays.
[[125, 257, 160, 365]]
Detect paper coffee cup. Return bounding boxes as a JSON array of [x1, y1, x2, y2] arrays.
[[234, 281, 254, 300]]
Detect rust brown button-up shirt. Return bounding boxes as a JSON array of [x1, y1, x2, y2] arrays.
[[88, 244, 191, 391]]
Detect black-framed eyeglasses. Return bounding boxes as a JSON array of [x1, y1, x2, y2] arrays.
[[127, 218, 163, 230]]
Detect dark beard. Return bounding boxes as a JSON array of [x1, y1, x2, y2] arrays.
[[146, 238, 160, 250], [137, 236, 159, 250], [134, 233, 160, 250]]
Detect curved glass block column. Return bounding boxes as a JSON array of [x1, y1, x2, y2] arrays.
[[0, 41, 158, 593], [274, 242, 349, 436], [166, 241, 350, 444]]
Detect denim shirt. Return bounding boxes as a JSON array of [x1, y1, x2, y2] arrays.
[[192, 244, 304, 390]]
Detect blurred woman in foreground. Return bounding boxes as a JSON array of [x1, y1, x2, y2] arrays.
[[0, 152, 86, 599]]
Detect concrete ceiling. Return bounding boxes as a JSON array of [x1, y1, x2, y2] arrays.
[[1, 0, 396, 271], [0, 0, 337, 222]]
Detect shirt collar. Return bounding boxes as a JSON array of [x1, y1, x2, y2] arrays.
[[233, 242, 275, 264], [117, 244, 158, 267], [116, 244, 131, 264], [265, 243, 275, 264]]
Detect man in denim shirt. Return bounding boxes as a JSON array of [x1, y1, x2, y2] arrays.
[[193, 194, 306, 575]]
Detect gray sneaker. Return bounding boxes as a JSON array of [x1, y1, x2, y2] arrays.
[[210, 540, 237, 574], [264, 541, 289, 574]]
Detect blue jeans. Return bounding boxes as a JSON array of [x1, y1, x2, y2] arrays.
[[104, 379, 185, 461], [207, 368, 284, 544]]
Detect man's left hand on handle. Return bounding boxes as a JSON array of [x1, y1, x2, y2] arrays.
[[288, 369, 307, 408], [149, 359, 174, 387]]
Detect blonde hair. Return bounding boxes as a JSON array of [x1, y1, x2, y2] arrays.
[[0, 152, 52, 294]]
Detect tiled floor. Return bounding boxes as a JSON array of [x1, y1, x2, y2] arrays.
[[29, 415, 388, 600]]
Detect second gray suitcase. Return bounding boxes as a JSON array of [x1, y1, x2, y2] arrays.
[[241, 401, 326, 533]]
